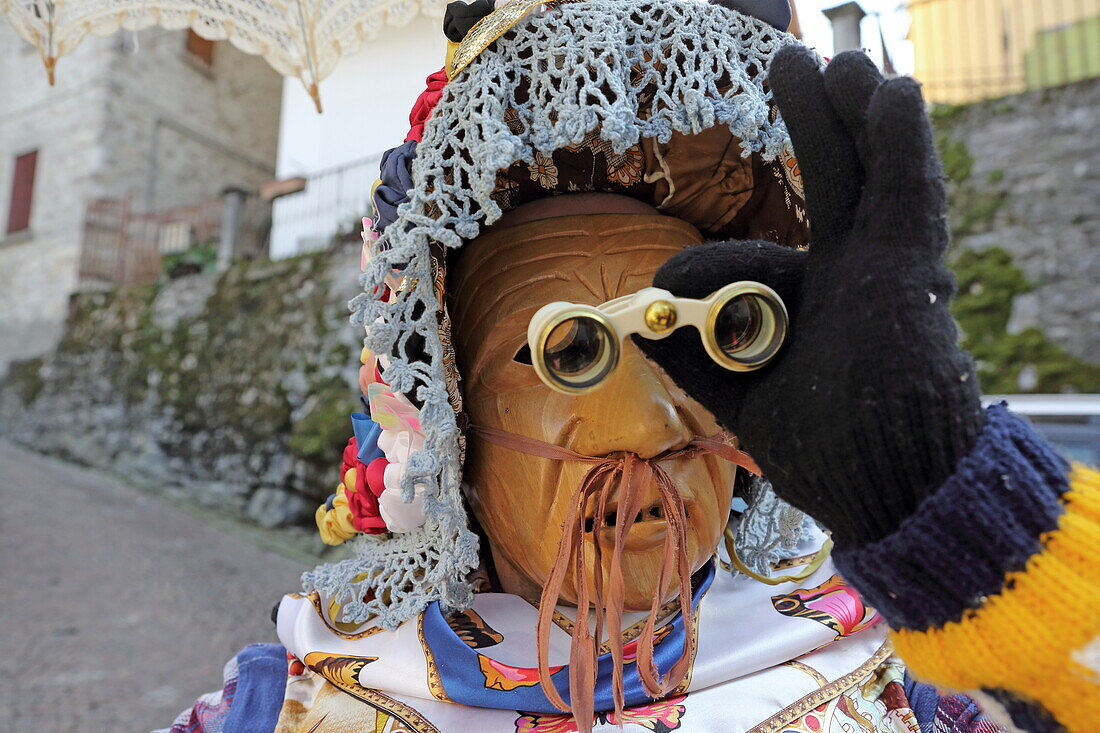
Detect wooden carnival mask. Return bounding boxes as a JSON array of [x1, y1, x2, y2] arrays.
[[449, 194, 737, 611]]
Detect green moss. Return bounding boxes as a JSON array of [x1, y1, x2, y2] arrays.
[[929, 102, 970, 127], [58, 291, 119, 356], [951, 248, 1100, 393], [162, 241, 218, 278], [951, 187, 1008, 237], [5, 356, 45, 405], [931, 129, 1007, 237], [952, 249, 1030, 334], [936, 133, 975, 184], [289, 376, 354, 466], [119, 286, 167, 405]]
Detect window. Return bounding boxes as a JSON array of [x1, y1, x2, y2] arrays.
[[6, 150, 37, 235], [185, 30, 216, 67]]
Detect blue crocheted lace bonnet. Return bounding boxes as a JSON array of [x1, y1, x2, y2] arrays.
[[303, 0, 816, 629]]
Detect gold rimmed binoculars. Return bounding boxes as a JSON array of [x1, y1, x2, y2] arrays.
[[528, 283, 789, 394]]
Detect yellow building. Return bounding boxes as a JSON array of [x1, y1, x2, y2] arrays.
[[908, 0, 1100, 104]]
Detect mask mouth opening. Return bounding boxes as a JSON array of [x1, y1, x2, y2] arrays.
[[466, 424, 761, 732], [583, 501, 668, 532]]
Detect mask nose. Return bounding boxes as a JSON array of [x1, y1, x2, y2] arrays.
[[569, 344, 692, 459]]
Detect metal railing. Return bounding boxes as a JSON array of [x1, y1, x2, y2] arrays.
[[269, 155, 380, 257], [78, 194, 270, 289], [903, 0, 1100, 104]]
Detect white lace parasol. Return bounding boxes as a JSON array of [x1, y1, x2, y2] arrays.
[[0, 0, 448, 111]]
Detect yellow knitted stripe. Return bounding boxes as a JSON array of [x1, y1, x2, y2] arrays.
[[892, 464, 1100, 732]]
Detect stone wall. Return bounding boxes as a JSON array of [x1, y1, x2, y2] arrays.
[[0, 246, 363, 527], [934, 76, 1100, 385], [97, 29, 282, 211]]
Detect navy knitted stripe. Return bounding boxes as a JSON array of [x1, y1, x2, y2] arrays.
[[980, 688, 1068, 733], [833, 404, 1069, 631]]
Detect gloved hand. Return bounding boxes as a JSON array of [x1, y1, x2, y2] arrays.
[[636, 47, 985, 548]]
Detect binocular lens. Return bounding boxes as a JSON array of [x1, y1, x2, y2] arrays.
[[530, 282, 787, 394], [708, 291, 785, 370], [542, 315, 618, 391], [713, 294, 764, 357]]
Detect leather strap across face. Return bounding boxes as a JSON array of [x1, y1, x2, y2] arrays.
[[468, 425, 759, 732]]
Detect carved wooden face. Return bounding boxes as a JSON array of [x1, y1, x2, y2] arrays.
[[450, 204, 736, 610]]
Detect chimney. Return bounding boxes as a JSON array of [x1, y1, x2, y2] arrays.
[[823, 1, 867, 53]]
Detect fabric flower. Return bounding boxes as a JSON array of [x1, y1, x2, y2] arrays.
[[378, 471, 427, 533], [378, 427, 424, 464], [406, 68, 448, 143], [358, 348, 381, 395], [372, 140, 417, 233], [376, 428, 428, 533], [344, 362, 429, 535], [529, 151, 559, 187], [360, 218, 378, 270], [368, 382, 422, 433], [359, 361, 385, 395], [339, 433, 389, 535], [316, 491, 357, 545], [365, 457, 389, 497], [343, 479, 387, 530], [351, 413, 386, 464]]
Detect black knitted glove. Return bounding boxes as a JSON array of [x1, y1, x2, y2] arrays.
[[636, 48, 985, 548]]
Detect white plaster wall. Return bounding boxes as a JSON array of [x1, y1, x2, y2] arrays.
[[270, 13, 448, 258]]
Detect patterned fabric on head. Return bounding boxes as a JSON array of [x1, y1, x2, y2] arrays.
[[489, 122, 808, 246]]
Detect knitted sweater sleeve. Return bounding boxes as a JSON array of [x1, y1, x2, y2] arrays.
[[831, 404, 1100, 733]]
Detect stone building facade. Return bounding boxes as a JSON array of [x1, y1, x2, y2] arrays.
[[0, 25, 282, 374]]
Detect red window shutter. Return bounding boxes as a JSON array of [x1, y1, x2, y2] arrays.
[[185, 30, 216, 66], [7, 150, 37, 235]]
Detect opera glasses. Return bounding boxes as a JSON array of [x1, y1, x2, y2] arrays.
[[528, 283, 789, 394]]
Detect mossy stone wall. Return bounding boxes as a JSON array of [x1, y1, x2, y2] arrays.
[[0, 246, 363, 527], [933, 76, 1100, 391]]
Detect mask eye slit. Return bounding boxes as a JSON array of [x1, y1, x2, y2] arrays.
[[513, 344, 533, 365]]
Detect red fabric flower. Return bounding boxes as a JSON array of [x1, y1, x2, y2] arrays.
[[365, 457, 390, 498], [341, 437, 360, 476], [341, 437, 388, 534], [406, 68, 448, 143]]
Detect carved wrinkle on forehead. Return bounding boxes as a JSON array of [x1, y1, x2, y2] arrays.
[[448, 214, 704, 376], [452, 224, 697, 311]]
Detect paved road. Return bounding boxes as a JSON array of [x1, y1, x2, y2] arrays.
[[0, 440, 309, 731]]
